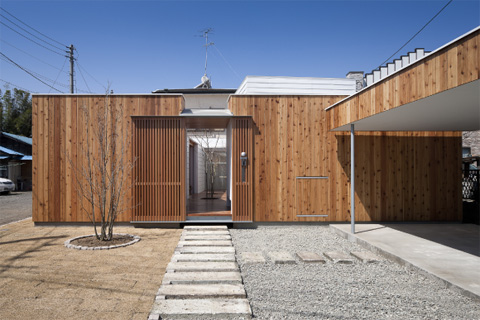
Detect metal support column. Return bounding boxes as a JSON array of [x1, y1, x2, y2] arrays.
[[351, 124, 355, 234]]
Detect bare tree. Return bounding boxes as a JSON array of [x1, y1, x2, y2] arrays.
[[69, 92, 134, 241], [189, 129, 222, 199]]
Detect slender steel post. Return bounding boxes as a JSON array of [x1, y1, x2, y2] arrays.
[[351, 124, 355, 234]]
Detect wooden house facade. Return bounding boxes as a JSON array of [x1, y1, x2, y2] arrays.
[[31, 27, 479, 225]]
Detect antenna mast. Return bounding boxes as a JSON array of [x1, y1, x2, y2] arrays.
[[202, 28, 214, 76]]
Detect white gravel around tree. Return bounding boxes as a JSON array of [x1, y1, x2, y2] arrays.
[[230, 225, 480, 320]]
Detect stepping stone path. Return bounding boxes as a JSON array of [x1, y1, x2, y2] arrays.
[[149, 225, 252, 320], [268, 251, 296, 264], [350, 251, 381, 263], [324, 251, 355, 264], [296, 251, 326, 263], [240, 252, 266, 264]]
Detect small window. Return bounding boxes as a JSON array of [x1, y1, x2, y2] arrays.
[[0, 165, 7, 178], [463, 147, 472, 157]]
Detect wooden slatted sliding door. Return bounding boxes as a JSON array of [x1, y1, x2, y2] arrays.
[[232, 118, 254, 221], [132, 117, 186, 221]]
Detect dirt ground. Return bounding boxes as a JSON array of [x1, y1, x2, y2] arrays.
[[0, 219, 182, 319]]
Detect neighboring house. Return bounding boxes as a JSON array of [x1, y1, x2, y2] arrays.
[[0, 132, 32, 190], [31, 27, 479, 224], [463, 131, 480, 157]]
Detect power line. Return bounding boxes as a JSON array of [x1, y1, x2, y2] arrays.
[[0, 54, 70, 88], [377, 0, 453, 68], [77, 62, 92, 93], [1, 39, 69, 74], [76, 59, 106, 91], [0, 21, 66, 57], [0, 51, 63, 93], [0, 78, 34, 93], [50, 57, 68, 94], [0, 7, 67, 48], [0, 13, 66, 52]]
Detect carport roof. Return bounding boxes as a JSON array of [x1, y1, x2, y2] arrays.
[[332, 79, 480, 131]]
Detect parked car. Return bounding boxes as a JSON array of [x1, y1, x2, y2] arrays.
[[0, 178, 15, 194]]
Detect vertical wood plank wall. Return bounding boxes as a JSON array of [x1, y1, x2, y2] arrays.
[[32, 94, 462, 223], [229, 95, 462, 222], [132, 117, 185, 221], [32, 95, 184, 222], [328, 30, 479, 129], [232, 118, 254, 221]]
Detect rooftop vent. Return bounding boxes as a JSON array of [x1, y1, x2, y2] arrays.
[[365, 48, 429, 87]]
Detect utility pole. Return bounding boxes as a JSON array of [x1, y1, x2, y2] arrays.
[[68, 44, 74, 93]]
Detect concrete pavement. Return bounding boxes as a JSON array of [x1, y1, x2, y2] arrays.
[[331, 223, 480, 301]]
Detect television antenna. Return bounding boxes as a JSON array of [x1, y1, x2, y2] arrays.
[[200, 28, 214, 76], [194, 28, 214, 88]]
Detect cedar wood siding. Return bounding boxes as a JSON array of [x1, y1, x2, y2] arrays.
[[32, 95, 184, 222], [229, 95, 461, 222], [32, 93, 461, 223], [327, 30, 479, 130]]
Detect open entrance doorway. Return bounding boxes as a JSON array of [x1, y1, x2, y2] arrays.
[[186, 127, 232, 222]]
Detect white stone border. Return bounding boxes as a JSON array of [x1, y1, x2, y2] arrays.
[[64, 233, 141, 250]]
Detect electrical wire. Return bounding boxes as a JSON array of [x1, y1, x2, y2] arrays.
[[0, 21, 66, 57], [0, 52, 63, 93], [0, 7, 67, 48], [49, 57, 68, 94], [76, 60, 106, 91], [212, 44, 242, 80], [1, 39, 69, 74], [77, 61, 92, 93], [0, 78, 34, 93], [0, 54, 70, 88], [0, 13, 66, 52], [377, 0, 453, 68]]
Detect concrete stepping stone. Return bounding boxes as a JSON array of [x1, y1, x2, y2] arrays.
[[156, 284, 246, 299], [177, 240, 232, 247], [175, 246, 235, 254], [184, 230, 230, 236], [162, 272, 242, 285], [182, 234, 232, 241], [296, 251, 326, 263], [184, 225, 228, 231], [173, 253, 236, 262], [240, 252, 266, 264], [324, 251, 355, 264], [268, 251, 296, 264], [350, 251, 382, 263], [167, 261, 239, 272], [149, 298, 251, 319]]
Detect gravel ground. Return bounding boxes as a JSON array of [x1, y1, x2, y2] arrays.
[[230, 226, 480, 320], [0, 191, 32, 225]]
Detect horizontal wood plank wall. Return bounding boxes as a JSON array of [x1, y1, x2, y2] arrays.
[[32, 95, 184, 222], [132, 118, 185, 222], [232, 118, 254, 221], [327, 30, 479, 130], [229, 95, 461, 222]]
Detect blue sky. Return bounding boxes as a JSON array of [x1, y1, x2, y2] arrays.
[[0, 0, 479, 94]]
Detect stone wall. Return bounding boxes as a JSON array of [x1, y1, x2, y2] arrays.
[[463, 131, 480, 156]]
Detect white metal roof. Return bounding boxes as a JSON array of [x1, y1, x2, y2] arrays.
[[235, 75, 356, 95]]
